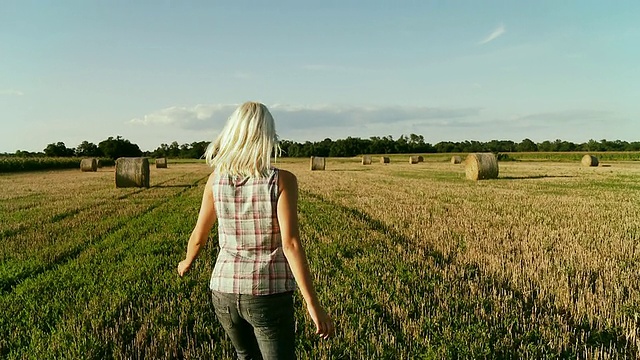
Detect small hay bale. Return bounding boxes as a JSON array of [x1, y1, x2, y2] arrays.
[[451, 156, 462, 164], [464, 153, 499, 180], [361, 155, 372, 165], [409, 156, 419, 164], [310, 156, 326, 171], [380, 156, 390, 164], [116, 157, 150, 188], [581, 154, 599, 167], [156, 157, 168, 169], [80, 158, 98, 172], [417, 156, 424, 163]]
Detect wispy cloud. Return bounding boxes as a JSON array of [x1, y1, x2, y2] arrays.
[[233, 71, 252, 79], [478, 24, 505, 45], [130, 104, 482, 133], [129, 104, 238, 130], [301, 64, 366, 73], [0, 89, 24, 96], [514, 110, 616, 125]]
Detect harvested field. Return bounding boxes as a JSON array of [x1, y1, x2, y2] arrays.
[[1, 158, 639, 359]]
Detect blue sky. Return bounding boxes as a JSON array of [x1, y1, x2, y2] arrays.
[[1, 1, 639, 153]]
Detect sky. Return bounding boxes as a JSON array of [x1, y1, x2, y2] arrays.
[[1, 1, 639, 153]]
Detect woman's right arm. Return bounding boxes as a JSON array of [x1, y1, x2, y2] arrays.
[[177, 172, 217, 276], [277, 170, 334, 339]]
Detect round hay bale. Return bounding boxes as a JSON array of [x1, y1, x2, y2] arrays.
[[464, 153, 499, 180], [310, 156, 326, 171], [156, 157, 168, 169], [417, 156, 424, 163], [380, 156, 390, 164], [581, 154, 599, 167], [451, 156, 462, 164], [116, 157, 150, 188], [409, 156, 419, 164], [96, 159, 103, 168], [80, 158, 98, 172], [361, 155, 372, 165]]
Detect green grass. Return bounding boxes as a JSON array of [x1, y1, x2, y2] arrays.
[[1, 161, 638, 358]]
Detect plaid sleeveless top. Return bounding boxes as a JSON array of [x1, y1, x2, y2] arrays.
[[209, 167, 296, 295]]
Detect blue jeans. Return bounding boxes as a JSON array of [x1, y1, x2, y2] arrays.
[[211, 290, 296, 360]]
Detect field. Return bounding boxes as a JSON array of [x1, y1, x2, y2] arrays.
[[1, 157, 639, 359]]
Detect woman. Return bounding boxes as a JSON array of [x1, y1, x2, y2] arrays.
[[177, 101, 334, 359]]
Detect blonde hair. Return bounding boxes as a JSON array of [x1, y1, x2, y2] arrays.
[[205, 102, 280, 177]]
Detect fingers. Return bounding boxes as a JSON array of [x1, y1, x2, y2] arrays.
[[315, 318, 334, 339], [177, 261, 190, 277]]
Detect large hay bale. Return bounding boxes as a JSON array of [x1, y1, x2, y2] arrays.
[[116, 157, 150, 188], [464, 153, 499, 180], [417, 156, 424, 163], [80, 158, 98, 172], [380, 156, 390, 164], [156, 157, 168, 169], [581, 154, 599, 167], [409, 156, 419, 164], [361, 155, 372, 165], [451, 156, 462, 164], [310, 156, 325, 171]]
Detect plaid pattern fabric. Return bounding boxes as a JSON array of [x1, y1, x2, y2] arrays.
[[209, 168, 296, 295]]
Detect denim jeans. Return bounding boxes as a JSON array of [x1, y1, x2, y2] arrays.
[[211, 290, 296, 360]]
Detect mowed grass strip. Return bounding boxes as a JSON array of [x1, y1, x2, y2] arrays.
[[0, 175, 238, 359], [0, 165, 208, 236], [0, 169, 210, 293]]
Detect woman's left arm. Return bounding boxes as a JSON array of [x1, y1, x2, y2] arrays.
[[177, 172, 217, 276]]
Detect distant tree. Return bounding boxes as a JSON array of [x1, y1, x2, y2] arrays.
[[168, 141, 180, 157], [44, 142, 75, 157], [628, 141, 640, 151], [188, 141, 210, 159], [584, 139, 603, 152], [434, 141, 458, 153], [312, 138, 332, 157], [98, 136, 142, 159], [394, 135, 410, 153], [76, 141, 103, 157], [15, 150, 40, 157], [517, 138, 538, 152]]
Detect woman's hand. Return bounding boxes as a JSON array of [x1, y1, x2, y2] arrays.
[[177, 259, 191, 276], [308, 305, 334, 339]]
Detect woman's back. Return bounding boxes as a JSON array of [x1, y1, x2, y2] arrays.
[[210, 167, 296, 295], [178, 102, 333, 360]]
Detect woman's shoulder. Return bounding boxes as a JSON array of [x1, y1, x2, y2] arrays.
[[275, 168, 298, 190]]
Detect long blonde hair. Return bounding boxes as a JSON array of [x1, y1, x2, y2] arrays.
[[205, 102, 280, 177]]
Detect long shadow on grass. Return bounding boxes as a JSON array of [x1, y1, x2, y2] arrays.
[[302, 190, 635, 358], [327, 169, 373, 172], [152, 184, 195, 188], [500, 175, 576, 180]]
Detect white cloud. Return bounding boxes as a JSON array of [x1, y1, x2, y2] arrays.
[[478, 24, 505, 45], [0, 89, 24, 96], [272, 104, 482, 130], [130, 104, 483, 134], [129, 104, 238, 130]]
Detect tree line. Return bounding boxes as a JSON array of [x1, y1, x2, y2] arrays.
[[4, 135, 640, 160], [278, 136, 640, 158]]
